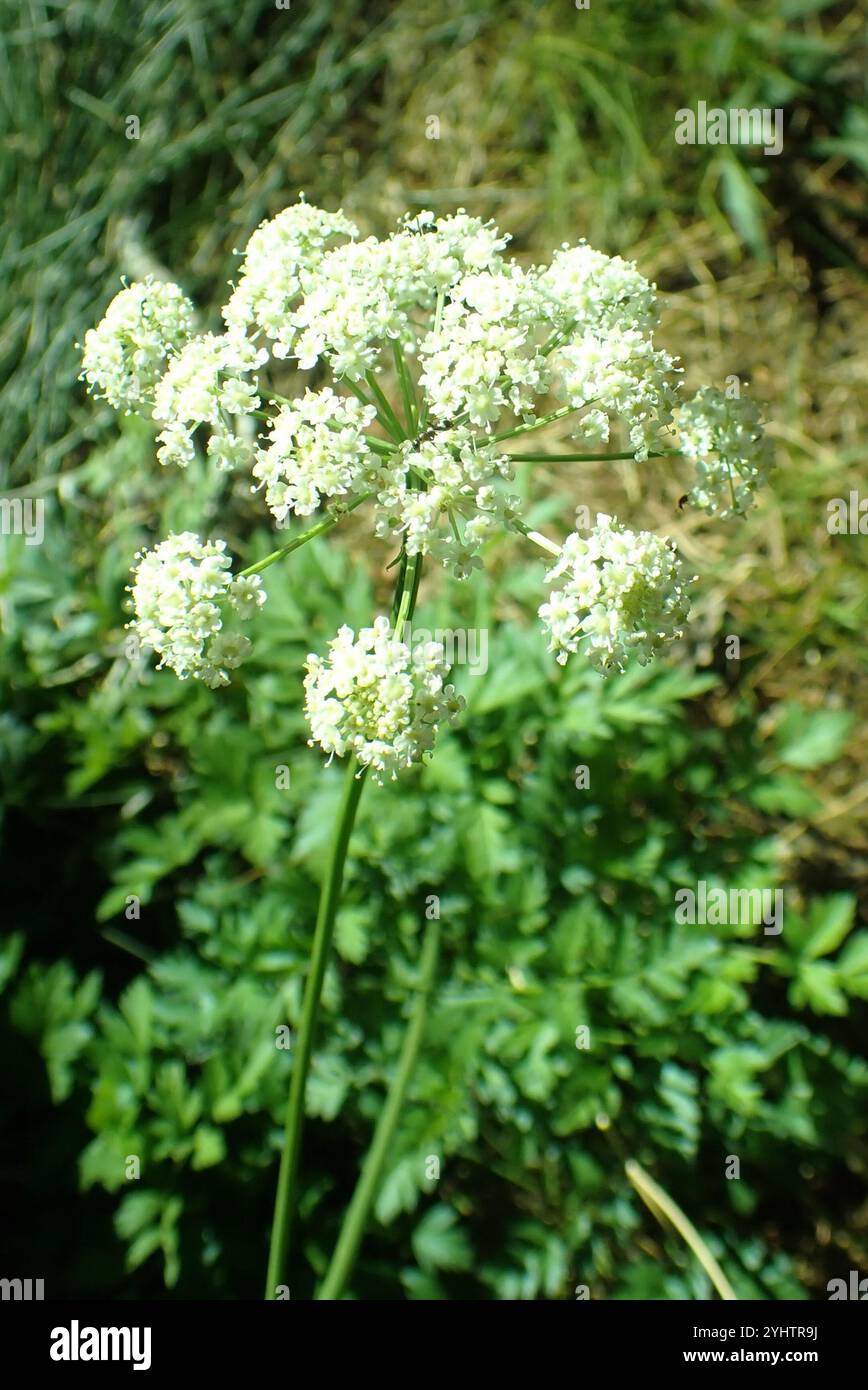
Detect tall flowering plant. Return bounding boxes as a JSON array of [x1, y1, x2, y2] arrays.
[[81, 200, 772, 1297]]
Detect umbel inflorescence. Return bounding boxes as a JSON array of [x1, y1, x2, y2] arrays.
[[81, 200, 773, 780]]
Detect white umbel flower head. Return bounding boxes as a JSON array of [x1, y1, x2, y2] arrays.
[[152, 332, 266, 469], [418, 267, 550, 428], [304, 616, 464, 782], [547, 328, 680, 461], [374, 426, 519, 578], [676, 386, 773, 516], [129, 532, 265, 686], [80, 278, 195, 413], [253, 387, 378, 522], [539, 514, 694, 672], [287, 209, 510, 381], [534, 242, 660, 335], [223, 200, 358, 355]]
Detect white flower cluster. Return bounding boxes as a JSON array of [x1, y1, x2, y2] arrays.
[[549, 328, 680, 460], [530, 245, 680, 459], [304, 616, 464, 782], [222, 200, 358, 355], [129, 532, 265, 687], [253, 388, 378, 522], [418, 268, 550, 427], [539, 514, 694, 672], [80, 199, 774, 713], [80, 278, 195, 413], [676, 387, 773, 516], [287, 211, 509, 381], [152, 332, 266, 470], [535, 243, 660, 336], [374, 426, 519, 578]]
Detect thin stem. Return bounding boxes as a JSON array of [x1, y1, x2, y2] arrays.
[[265, 756, 368, 1298], [346, 379, 404, 445], [512, 518, 562, 557], [507, 449, 676, 463], [263, 537, 425, 1299], [393, 549, 422, 639], [366, 371, 407, 443], [392, 339, 418, 434], [365, 435, 399, 457], [238, 493, 373, 578], [625, 1159, 738, 1301], [492, 403, 583, 444], [317, 913, 441, 1301]]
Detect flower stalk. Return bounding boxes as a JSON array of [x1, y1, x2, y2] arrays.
[[265, 753, 368, 1298], [265, 519, 426, 1297], [317, 911, 441, 1301]]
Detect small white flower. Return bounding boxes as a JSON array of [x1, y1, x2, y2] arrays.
[[418, 267, 550, 428], [153, 332, 264, 430], [676, 387, 773, 516], [304, 616, 464, 782], [80, 278, 195, 413], [539, 514, 694, 672], [207, 430, 256, 472], [129, 532, 264, 685]]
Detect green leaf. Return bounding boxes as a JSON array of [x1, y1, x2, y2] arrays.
[[191, 1125, 226, 1170], [790, 961, 848, 1016], [376, 1154, 422, 1226], [412, 1204, 473, 1273], [801, 894, 856, 960], [748, 775, 821, 818], [837, 932, 868, 997], [0, 932, 24, 994], [719, 153, 769, 259], [774, 705, 854, 770]]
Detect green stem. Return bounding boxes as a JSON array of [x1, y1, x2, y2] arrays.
[[317, 913, 441, 1301], [346, 379, 405, 445], [265, 755, 368, 1298], [393, 549, 422, 639], [239, 493, 373, 578], [366, 371, 407, 443], [507, 449, 675, 463], [365, 435, 399, 457], [392, 339, 418, 434], [512, 518, 562, 557], [492, 403, 584, 444], [625, 1159, 737, 1301], [264, 536, 424, 1298]]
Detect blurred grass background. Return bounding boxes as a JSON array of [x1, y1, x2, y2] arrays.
[[2, 0, 867, 1299]]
